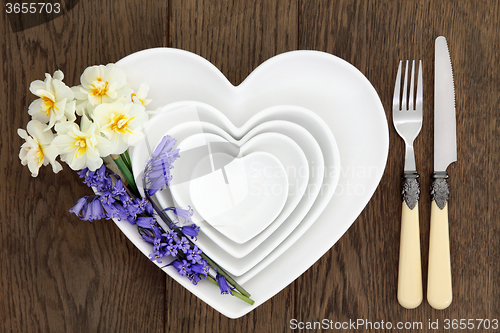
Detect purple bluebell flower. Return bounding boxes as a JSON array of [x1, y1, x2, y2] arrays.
[[134, 198, 148, 214], [139, 227, 156, 243], [77, 168, 89, 178], [149, 252, 164, 264], [171, 259, 191, 276], [188, 273, 201, 285], [70, 195, 107, 222], [78, 165, 114, 192], [164, 206, 193, 224], [93, 164, 107, 187], [181, 224, 200, 240], [69, 196, 89, 217], [101, 201, 127, 221], [145, 200, 154, 215], [186, 245, 202, 264], [175, 236, 190, 254], [81, 196, 107, 222], [153, 235, 168, 254], [216, 273, 233, 295], [98, 175, 113, 192], [125, 201, 142, 224], [145, 176, 171, 196], [119, 194, 133, 207], [136, 216, 155, 228], [191, 259, 210, 278], [82, 169, 96, 187], [164, 243, 178, 257], [143, 135, 180, 196], [99, 191, 115, 205], [112, 179, 126, 197], [152, 135, 177, 159], [162, 229, 176, 243]]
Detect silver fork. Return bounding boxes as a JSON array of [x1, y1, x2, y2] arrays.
[[393, 60, 423, 309]]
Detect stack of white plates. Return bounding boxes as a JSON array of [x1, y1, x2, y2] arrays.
[[130, 101, 340, 282], [114, 48, 389, 318]]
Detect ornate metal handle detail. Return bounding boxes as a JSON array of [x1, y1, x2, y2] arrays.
[[402, 171, 420, 210], [431, 171, 450, 210]]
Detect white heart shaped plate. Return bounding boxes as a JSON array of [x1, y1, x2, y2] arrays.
[[131, 103, 335, 278], [175, 132, 290, 244], [113, 48, 389, 318]]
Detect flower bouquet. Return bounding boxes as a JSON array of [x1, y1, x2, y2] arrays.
[[17, 64, 254, 305]]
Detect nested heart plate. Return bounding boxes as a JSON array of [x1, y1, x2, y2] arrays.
[[113, 48, 389, 318], [130, 102, 337, 277]]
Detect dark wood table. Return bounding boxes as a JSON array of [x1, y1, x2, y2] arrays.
[[2, 1, 499, 331]]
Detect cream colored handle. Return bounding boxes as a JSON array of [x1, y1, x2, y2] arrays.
[[427, 200, 452, 309], [398, 202, 423, 309]]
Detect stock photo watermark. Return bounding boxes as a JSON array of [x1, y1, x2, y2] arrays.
[[289, 318, 499, 330], [4, 0, 80, 32]]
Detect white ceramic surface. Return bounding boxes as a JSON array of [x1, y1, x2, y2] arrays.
[[174, 133, 290, 244], [131, 102, 324, 264], [132, 104, 330, 275], [169, 130, 309, 246], [116, 48, 389, 318]]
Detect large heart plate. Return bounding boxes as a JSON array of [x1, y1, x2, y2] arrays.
[[114, 48, 389, 318]]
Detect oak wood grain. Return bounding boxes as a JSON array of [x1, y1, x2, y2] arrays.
[[1, 0, 499, 332], [169, 0, 298, 86]]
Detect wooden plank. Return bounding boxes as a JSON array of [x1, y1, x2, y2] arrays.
[[297, 0, 500, 326], [167, 0, 297, 329], [169, 0, 298, 86], [0, 1, 167, 331]]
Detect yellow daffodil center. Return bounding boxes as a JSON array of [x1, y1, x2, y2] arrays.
[[41, 96, 55, 116], [131, 93, 145, 106], [74, 137, 87, 158], [35, 145, 44, 167], [91, 78, 109, 103], [109, 113, 133, 134]]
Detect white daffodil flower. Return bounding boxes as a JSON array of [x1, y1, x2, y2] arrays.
[[28, 70, 76, 131], [52, 116, 113, 171], [92, 102, 148, 155], [18, 119, 62, 177], [130, 83, 152, 107], [72, 63, 133, 118]]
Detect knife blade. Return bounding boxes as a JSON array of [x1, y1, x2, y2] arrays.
[[434, 36, 457, 172], [427, 35, 457, 310]]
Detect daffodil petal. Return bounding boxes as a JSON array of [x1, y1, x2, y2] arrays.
[[53, 70, 64, 81], [29, 80, 46, 96]]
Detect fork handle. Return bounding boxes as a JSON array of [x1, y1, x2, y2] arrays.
[[427, 173, 452, 309], [398, 172, 423, 308]]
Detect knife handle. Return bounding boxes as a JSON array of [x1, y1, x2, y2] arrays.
[[398, 172, 423, 308], [427, 173, 452, 309]]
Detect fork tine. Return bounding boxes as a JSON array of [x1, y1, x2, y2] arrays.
[[393, 60, 402, 110], [416, 60, 423, 111], [409, 60, 415, 111], [402, 60, 409, 111]]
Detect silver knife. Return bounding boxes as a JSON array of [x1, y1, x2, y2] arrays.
[[427, 36, 457, 310]]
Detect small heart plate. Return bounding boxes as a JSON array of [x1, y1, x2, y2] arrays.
[[114, 49, 389, 318], [175, 132, 290, 244]]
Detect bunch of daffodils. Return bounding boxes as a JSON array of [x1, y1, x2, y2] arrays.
[[18, 64, 152, 177]]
